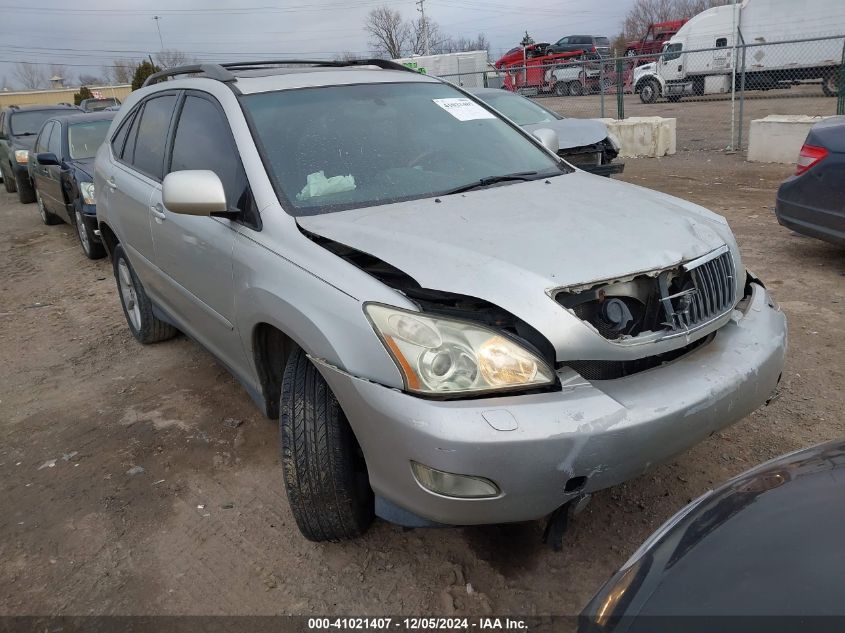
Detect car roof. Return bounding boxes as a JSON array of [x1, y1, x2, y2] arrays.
[[50, 111, 116, 126], [5, 104, 81, 113]]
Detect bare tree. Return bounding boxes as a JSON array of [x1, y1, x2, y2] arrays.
[[105, 59, 139, 85], [78, 73, 103, 86], [48, 64, 68, 82], [409, 15, 447, 55], [365, 6, 410, 59], [154, 49, 196, 68], [334, 51, 363, 62], [13, 62, 47, 90]]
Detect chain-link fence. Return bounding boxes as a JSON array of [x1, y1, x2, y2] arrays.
[[434, 34, 845, 153]]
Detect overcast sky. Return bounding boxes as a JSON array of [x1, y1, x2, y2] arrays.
[[0, 0, 636, 89]]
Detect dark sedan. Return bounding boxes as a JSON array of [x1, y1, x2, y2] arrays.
[[580, 438, 845, 631], [28, 111, 114, 259], [775, 116, 845, 247]]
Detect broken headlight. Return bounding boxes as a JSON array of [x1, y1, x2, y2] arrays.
[[365, 304, 555, 396]]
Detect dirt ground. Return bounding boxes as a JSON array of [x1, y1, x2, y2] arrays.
[[1, 152, 844, 617]]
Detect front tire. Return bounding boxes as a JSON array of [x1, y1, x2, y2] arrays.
[[568, 80, 583, 96], [36, 190, 60, 225], [16, 171, 35, 204], [822, 70, 840, 97], [639, 79, 659, 103], [74, 204, 106, 259], [280, 347, 374, 542], [2, 163, 16, 193], [113, 244, 177, 344]]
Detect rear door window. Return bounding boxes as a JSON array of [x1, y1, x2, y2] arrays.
[[130, 94, 177, 180], [111, 108, 137, 158]]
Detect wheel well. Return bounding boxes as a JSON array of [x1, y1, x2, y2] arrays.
[[98, 222, 119, 261], [253, 323, 296, 420]]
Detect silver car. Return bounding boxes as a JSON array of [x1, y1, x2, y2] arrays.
[[94, 60, 786, 542]]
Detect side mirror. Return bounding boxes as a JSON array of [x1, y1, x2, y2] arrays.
[[162, 170, 228, 216], [36, 152, 60, 166], [532, 128, 560, 154]]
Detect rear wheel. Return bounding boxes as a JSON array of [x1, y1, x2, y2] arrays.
[[553, 81, 567, 96], [36, 190, 60, 225], [568, 81, 583, 96], [16, 171, 35, 204], [639, 79, 659, 103], [113, 244, 177, 344], [280, 346, 374, 542]]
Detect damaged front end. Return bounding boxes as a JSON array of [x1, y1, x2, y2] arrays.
[[559, 137, 624, 177]]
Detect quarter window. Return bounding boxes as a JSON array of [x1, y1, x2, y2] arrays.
[[130, 94, 177, 180], [47, 122, 63, 157], [111, 108, 136, 158], [35, 121, 52, 154]]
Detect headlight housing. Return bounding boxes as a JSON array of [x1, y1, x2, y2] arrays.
[[79, 181, 95, 205], [14, 149, 29, 165], [365, 303, 555, 396]]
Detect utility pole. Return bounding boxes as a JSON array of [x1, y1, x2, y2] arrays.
[[152, 15, 164, 51], [416, 0, 430, 56]]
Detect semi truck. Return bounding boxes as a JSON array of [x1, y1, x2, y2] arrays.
[[632, 0, 845, 103]]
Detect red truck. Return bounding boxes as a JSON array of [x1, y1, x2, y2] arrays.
[[501, 50, 606, 96], [624, 20, 687, 61]]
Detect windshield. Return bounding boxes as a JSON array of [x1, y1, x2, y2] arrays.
[[10, 109, 73, 136], [242, 81, 566, 216], [84, 99, 118, 111], [473, 91, 561, 126], [68, 119, 112, 159], [595, 37, 610, 46]]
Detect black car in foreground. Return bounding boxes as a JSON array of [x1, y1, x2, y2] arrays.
[[580, 438, 845, 632], [775, 116, 845, 247], [0, 103, 82, 203], [28, 111, 114, 259]]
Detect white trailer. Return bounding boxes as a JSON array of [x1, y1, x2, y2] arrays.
[[394, 51, 492, 88], [633, 0, 845, 102]]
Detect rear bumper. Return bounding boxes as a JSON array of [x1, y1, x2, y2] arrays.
[[315, 283, 786, 526], [775, 192, 845, 247]]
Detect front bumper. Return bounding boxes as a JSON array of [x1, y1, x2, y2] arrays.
[[315, 283, 786, 526], [582, 162, 625, 177]]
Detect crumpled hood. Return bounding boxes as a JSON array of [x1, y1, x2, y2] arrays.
[[298, 171, 735, 326], [523, 118, 609, 148]]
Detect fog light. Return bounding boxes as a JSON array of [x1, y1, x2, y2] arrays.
[[411, 461, 500, 499]]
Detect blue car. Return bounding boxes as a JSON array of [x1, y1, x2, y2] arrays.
[[775, 116, 845, 247], [28, 111, 115, 259]]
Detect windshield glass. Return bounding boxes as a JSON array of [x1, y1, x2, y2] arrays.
[[10, 109, 73, 136], [84, 99, 118, 111], [68, 119, 112, 159], [473, 91, 561, 126], [242, 81, 566, 215], [596, 37, 610, 46]]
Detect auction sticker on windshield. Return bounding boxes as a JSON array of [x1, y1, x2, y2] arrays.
[[432, 98, 496, 121]]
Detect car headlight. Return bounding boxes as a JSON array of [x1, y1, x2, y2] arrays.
[[79, 181, 95, 205], [365, 303, 555, 395], [14, 149, 29, 165]]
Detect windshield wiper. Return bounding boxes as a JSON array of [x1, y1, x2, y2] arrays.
[[14, 132, 37, 137], [441, 171, 547, 196]]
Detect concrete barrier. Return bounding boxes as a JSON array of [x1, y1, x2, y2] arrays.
[[598, 116, 676, 158], [747, 115, 833, 164]]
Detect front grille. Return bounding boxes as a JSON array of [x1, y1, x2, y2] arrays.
[[670, 248, 736, 330]]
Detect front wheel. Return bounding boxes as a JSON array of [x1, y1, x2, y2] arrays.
[[569, 81, 583, 96], [639, 79, 659, 103], [280, 347, 374, 542], [2, 163, 16, 193], [113, 244, 177, 344], [75, 205, 106, 259], [553, 81, 567, 96]]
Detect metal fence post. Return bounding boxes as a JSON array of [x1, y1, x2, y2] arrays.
[[738, 31, 747, 151], [600, 61, 606, 118], [838, 39, 845, 116], [616, 58, 624, 119]]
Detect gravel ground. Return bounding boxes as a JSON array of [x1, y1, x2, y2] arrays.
[[1, 152, 843, 616]]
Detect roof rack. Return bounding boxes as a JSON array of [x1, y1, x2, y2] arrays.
[[142, 58, 417, 87]]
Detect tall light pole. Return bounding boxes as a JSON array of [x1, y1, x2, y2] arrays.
[[416, 0, 430, 56], [152, 15, 164, 51]]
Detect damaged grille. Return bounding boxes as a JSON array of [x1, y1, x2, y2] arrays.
[[556, 246, 736, 342]]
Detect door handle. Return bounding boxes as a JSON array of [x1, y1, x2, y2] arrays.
[[106, 177, 117, 192], [151, 203, 166, 221]]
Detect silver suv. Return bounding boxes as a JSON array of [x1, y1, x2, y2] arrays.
[[94, 60, 786, 542]]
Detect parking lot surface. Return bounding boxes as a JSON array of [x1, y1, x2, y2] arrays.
[[1, 152, 843, 616]]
